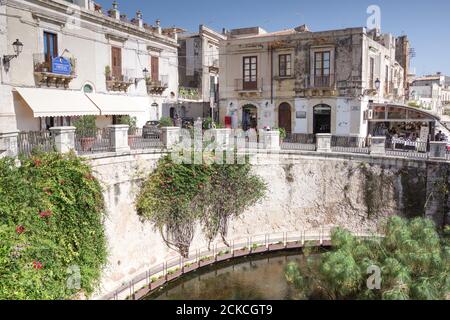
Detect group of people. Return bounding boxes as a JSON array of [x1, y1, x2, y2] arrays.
[[435, 130, 448, 142]]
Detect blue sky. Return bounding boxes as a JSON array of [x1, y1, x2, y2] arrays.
[[95, 0, 450, 76]]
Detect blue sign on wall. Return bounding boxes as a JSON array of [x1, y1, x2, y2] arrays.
[[52, 57, 72, 75]]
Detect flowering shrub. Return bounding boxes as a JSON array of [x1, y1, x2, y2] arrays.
[[0, 152, 107, 300]]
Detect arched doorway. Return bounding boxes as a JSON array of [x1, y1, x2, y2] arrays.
[[278, 103, 292, 134], [313, 104, 331, 134], [242, 104, 257, 131]]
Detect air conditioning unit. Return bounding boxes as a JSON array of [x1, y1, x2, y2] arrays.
[[364, 109, 374, 120]]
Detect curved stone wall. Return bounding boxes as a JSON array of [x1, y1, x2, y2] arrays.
[[88, 150, 449, 298]]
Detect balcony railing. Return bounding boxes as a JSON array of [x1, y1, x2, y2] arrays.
[[309, 75, 335, 88], [234, 78, 263, 92], [146, 75, 169, 95], [33, 53, 77, 88], [106, 68, 135, 92], [179, 87, 201, 100]]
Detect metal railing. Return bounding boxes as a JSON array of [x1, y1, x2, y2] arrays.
[[102, 228, 380, 300], [128, 128, 163, 150], [281, 133, 316, 151], [33, 53, 77, 76], [75, 128, 111, 155], [331, 136, 369, 154], [385, 138, 429, 159], [234, 78, 263, 91], [17, 131, 55, 157]]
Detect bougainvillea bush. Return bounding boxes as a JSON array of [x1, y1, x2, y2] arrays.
[[0, 152, 107, 300]]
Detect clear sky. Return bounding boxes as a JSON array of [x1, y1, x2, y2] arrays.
[[95, 0, 450, 76]]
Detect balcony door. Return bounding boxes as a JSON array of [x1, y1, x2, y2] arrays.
[[314, 51, 330, 87], [111, 47, 122, 80], [243, 56, 257, 90], [43, 32, 58, 69], [278, 103, 292, 134], [151, 56, 159, 82]]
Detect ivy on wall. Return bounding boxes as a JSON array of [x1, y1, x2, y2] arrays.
[[0, 152, 107, 300], [136, 153, 267, 257]]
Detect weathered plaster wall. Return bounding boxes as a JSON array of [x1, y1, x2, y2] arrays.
[[87, 151, 449, 298]]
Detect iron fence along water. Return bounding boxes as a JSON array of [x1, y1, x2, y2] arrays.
[[17, 131, 56, 157], [75, 128, 111, 155], [102, 228, 380, 301]]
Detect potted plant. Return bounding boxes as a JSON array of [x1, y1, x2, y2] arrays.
[[74, 115, 97, 151], [159, 116, 174, 127], [118, 115, 138, 145], [105, 65, 112, 81]]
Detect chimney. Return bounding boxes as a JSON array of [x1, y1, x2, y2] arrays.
[[155, 19, 161, 34], [135, 10, 144, 28], [108, 1, 120, 20]]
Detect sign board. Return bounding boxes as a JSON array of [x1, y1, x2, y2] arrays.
[[52, 57, 72, 75], [296, 111, 307, 119], [419, 126, 429, 142]]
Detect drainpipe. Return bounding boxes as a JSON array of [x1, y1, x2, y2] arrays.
[[270, 45, 274, 104]]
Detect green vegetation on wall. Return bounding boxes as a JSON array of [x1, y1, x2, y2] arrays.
[[0, 153, 107, 300], [285, 217, 450, 300], [136, 153, 267, 257]]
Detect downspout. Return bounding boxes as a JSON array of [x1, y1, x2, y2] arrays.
[[270, 45, 274, 104]]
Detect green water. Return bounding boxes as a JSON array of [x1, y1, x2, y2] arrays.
[[144, 251, 309, 300]]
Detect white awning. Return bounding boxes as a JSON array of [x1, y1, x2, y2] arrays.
[[86, 93, 147, 115], [15, 87, 101, 117]]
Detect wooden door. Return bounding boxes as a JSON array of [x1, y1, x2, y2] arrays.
[[111, 47, 122, 80], [243, 56, 257, 90], [278, 103, 292, 134], [151, 56, 159, 82]]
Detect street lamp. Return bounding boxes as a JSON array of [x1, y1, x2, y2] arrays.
[[3, 39, 23, 72], [374, 78, 381, 91], [134, 68, 149, 85]]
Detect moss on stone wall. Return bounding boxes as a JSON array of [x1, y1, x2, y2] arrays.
[[397, 167, 428, 219]]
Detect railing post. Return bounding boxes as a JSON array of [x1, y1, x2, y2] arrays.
[[160, 126, 181, 150], [49, 126, 76, 154], [315, 134, 332, 152], [429, 141, 447, 159], [369, 136, 386, 155], [259, 130, 281, 151], [0, 130, 19, 158], [108, 125, 130, 153]]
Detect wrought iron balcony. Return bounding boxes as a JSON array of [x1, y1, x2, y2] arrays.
[[234, 78, 263, 92], [146, 75, 168, 95], [33, 53, 77, 88], [296, 74, 338, 97], [179, 87, 201, 100], [106, 68, 135, 92]]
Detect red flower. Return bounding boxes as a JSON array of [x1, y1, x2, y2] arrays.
[[33, 159, 42, 167], [39, 210, 52, 219], [16, 225, 25, 234], [43, 187, 52, 196], [33, 261, 43, 270]]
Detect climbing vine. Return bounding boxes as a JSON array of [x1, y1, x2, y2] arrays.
[[0, 152, 107, 300], [136, 153, 267, 257]]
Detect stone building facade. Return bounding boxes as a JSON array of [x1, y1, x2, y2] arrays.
[[175, 25, 225, 122], [0, 0, 180, 138], [409, 73, 450, 116], [218, 25, 406, 137]]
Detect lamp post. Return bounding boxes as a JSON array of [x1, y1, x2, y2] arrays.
[[134, 68, 149, 85], [375, 78, 381, 102], [3, 39, 23, 72]]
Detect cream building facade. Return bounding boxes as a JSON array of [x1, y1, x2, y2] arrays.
[[0, 0, 180, 138], [219, 25, 406, 138], [176, 25, 226, 122]]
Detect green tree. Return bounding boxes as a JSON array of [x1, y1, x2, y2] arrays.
[[285, 217, 450, 300], [136, 153, 267, 257]]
